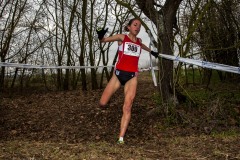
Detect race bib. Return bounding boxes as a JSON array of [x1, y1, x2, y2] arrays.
[[124, 42, 141, 57]]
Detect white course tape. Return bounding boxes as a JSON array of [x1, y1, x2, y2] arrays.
[[146, 29, 240, 75], [147, 30, 158, 86], [159, 54, 240, 74], [1, 55, 239, 76], [0, 62, 114, 69], [0, 55, 239, 75]]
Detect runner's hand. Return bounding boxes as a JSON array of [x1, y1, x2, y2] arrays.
[[96, 27, 108, 40], [150, 51, 159, 58]]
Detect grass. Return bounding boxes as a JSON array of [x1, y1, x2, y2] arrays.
[[0, 140, 148, 160], [211, 129, 240, 138], [1, 135, 240, 160]]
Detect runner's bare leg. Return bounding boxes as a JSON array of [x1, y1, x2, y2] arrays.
[[119, 76, 137, 138], [99, 74, 121, 107]]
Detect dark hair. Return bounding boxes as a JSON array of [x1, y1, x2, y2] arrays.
[[124, 18, 140, 32]]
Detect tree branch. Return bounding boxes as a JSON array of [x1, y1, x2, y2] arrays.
[[115, 0, 150, 32]]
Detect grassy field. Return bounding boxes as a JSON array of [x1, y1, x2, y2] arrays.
[[1, 135, 240, 160]]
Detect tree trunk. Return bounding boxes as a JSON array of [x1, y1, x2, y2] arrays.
[[0, 66, 5, 91], [80, 0, 88, 91], [136, 0, 183, 104], [11, 68, 19, 89], [88, 1, 98, 90], [63, 0, 78, 90]]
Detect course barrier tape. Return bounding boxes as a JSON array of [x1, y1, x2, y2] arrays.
[[145, 29, 240, 77], [159, 53, 240, 74], [0, 62, 114, 69], [0, 54, 239, 75], [147, 30, 158, 87], [0, 61, 156, 73]]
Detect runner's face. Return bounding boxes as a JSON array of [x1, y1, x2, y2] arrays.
[[128, 20, 141, 36]]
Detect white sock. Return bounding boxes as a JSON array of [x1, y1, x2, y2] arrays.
[[119, 137, 124, 141]]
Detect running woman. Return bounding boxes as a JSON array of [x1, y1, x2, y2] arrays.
[[96, 18, 158, 144]]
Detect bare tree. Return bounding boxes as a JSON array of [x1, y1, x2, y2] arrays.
[[174, 0, 211, 85], [0, 0, 28, 90], [134, 0, 183, 104], [188, 0, 240, 85], [79, 0, 88, 90]]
